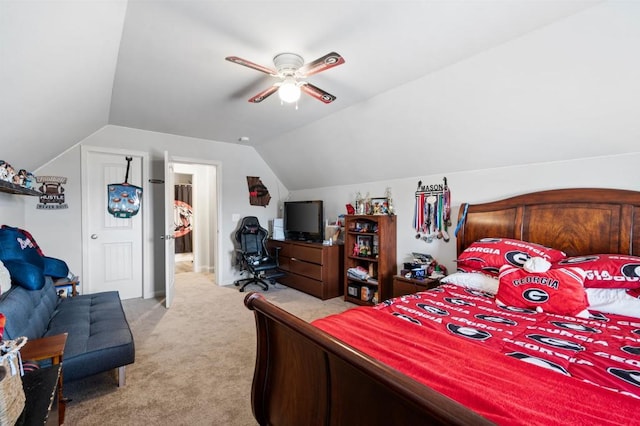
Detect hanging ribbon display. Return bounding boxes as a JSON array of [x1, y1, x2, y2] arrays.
[[413, 177, 451, 243]]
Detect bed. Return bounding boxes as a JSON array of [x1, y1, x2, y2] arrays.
[[244, 188, 640, 425]]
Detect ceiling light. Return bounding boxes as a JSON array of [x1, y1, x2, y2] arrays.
[[278, 78, 301, 103]]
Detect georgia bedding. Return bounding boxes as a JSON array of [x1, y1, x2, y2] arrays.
[[312, 239, 640, 425]]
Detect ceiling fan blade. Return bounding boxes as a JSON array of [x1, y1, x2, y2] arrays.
[[249, 85, 278, 103], [301, 83, 336, 104], [299, 52, 345, 77], [226, 56, 277, 76]]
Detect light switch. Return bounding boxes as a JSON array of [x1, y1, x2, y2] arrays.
[[232, 213, 240, 222]]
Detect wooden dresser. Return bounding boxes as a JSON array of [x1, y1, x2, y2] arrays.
[[266, 240, 343, 300]]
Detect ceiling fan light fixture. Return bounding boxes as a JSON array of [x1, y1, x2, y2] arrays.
[[278, 78, 301, 103]]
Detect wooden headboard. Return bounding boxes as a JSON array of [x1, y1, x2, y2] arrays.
[[456, 188, 640, 257]]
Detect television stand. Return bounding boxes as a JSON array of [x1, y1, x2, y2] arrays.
[[266, 239, 343, 300]]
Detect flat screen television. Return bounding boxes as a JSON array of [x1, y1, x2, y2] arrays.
[[283, 200, 324, 242]]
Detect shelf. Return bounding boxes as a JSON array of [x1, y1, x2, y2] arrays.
[[0, 180, 42, 196], [343, 214, 396, 306], [346, 280, 378, 287], [344, 295, 370, 306], [347, 255, 378, 262]]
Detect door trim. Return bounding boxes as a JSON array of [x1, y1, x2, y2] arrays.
[[81, 145, 151, 298]]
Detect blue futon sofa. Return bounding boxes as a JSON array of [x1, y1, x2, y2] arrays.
[[0, 276, 135, 384], [0, 225, 134, 385]]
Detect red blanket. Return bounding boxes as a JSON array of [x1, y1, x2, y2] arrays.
[[313, 284, 640, 425]]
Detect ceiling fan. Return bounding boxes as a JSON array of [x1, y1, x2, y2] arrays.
[[225, 52, 345, 105]]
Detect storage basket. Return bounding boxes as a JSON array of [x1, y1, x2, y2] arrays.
[[0, 337, 27, 426]]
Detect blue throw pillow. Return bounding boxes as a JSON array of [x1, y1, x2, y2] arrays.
[[0, 226, 44, 269], [2, 259, 45, 290], [42, 256, 69, 278]]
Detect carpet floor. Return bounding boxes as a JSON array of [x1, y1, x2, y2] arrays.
[[63, 272, 352, 425]]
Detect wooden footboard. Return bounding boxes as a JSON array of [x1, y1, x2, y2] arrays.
[[244, 293, 493, 426]]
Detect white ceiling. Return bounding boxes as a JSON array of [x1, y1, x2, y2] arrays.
[[1, 0, 612, 190]]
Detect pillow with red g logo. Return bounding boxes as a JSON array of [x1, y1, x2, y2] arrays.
[[457, 238, 566, 276], [555, 254, 640, 289], [497, 264, 588, 317]]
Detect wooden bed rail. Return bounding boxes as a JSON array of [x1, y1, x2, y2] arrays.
[[244, 292, 494, 425]]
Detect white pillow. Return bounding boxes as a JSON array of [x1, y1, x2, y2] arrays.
[[441, 272, 499, 294], [0, 260, 11, 294], [585, 288, 640, 318]]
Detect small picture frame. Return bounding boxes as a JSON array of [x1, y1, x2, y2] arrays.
[[56, 284, 73, 298], [370, 197, 388, 215], [355, 235, 373, 257]]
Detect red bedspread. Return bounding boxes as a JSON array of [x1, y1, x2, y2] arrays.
[[312, 284, 640, 425]]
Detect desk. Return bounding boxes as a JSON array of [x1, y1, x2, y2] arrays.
[[17, 364, 60, 426]]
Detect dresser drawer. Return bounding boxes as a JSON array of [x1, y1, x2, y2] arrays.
[[267, 240, 289, 257], [266, 239, 343, 300], [277, 255, 290, 271], [278, 274, 324, 299], [291, 245, 323, 264], [289, 257, 323, 280]]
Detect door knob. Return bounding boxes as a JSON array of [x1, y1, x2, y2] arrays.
[[91, 234, 98, 239]]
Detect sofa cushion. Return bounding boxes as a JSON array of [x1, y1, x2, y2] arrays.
[[0, 276, 58, 340], [44, 291, 135, 382]]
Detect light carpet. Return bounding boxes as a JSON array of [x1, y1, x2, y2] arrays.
[[63, 272, 352, 425]]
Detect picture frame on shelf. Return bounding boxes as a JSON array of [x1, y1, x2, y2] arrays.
[[371, 197, 388, 215], [355, 235, 373, 257]]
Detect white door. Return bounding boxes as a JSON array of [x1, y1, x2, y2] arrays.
[[164, 151, 176, 308], [85, 150, 143, 299]]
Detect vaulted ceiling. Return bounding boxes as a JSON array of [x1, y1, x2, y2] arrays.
[[5, 1, 630, 191]]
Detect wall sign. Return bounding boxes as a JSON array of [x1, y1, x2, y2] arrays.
[[247, 176, 271, 207], [36, 176, 68, 210]]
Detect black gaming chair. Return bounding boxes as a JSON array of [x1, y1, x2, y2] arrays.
[[233, 216, 283, 292]]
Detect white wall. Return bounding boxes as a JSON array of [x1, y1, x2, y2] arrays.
[[291, 152, 640, 276], [89, 126, 287, 290], [22, 145, 83, 276], [259, 2, 640, 191], [0, 193, 27, 229], [10, 125, 288, 296]]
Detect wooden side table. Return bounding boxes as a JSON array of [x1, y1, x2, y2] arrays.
[[392, 275, 440, 298], [20, 333, 68, 425]]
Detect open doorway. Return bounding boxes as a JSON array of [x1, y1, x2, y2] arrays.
[[174, 172, 194, 273], [171, 162, 218, 280]]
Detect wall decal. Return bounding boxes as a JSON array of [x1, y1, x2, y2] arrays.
[[36, 176, 68, 210], [247, 176, 271, 207]]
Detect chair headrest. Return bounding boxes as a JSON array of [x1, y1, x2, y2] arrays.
[[243, 224, 260, 234]]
